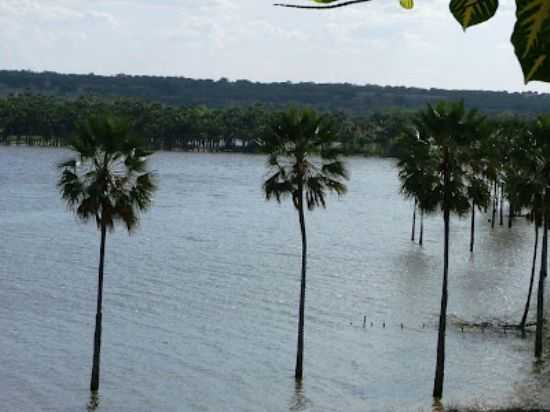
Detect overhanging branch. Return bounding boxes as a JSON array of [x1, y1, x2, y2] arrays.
[[274, 0, 374, 9]]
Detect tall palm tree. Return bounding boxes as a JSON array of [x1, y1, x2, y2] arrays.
[[480, 124, 503, 230], [502, 129, 542, 332], [520, 214, 541, 333], [419, 207, 425, 246], [464, 124, 491, 253], [262, 107, 348, 381], [466, 177, 490, 253], [415, 101, 480, 399], [58, 115, 156, 392], [526, 116, 550, 358], [397, 126, 440, 243]]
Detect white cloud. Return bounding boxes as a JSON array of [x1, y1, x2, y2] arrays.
[[0, 0, 547, 93]]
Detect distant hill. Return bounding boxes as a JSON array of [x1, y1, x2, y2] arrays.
[[0, 70, 548, 115]]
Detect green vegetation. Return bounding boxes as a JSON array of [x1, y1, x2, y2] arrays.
[[1, 70, 550, 114], [0, 93, 413, 156], [262, 107, 348, 380], [57, 115, 156, 392]]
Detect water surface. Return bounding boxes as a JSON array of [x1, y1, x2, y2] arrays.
[[1, 146, 549, 412]]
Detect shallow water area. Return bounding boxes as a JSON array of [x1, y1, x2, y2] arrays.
[[1, 146, 549, 412]]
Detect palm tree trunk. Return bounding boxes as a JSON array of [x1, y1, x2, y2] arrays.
[[411, 199, 417, 242], [470, 202, 475, 253], [520, 223, 539, 332], [433, 205, 449, 399], [90, 222, 107, 392], [295, 189, 307, 381], [433, 162, 450, 400], [499, 184, 504, 226], [419, 209, 424, 247], [491, 181, 497, 229], [535, 208, 547, 359]]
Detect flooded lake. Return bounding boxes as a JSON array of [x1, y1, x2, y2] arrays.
[[1, 146, 549, 411]]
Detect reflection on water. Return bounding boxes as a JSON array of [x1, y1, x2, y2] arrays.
[[289, 381, 309, 412], [87, 392, 99, 412], [432, 398, 444, 412], [0, 147, 549, 411]]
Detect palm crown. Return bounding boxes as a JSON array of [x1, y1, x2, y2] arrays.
[[262, 107, 348, 209], [58, 115, 156, 231], [414, 101, 484, 216], [397, 126, 440, 213]]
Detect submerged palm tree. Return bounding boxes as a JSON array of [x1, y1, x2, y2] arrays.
[[519, 203, 542, 333], [415, 101, 481, 400], [397, 126, 440, 244], [464, 124, 491, 253], [526, 116, 550, 358], [262, 107, 348, 380], [503, 129, 542, 332], [58, 115, 156, 392], [466, 177, 490, 253]]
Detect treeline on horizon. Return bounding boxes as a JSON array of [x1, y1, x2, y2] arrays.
[[1, 69, 550, 115], [0, 93, 535, 157], [0, 93, 418, 156]]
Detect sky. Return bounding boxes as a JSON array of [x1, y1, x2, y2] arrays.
[[1, 0, 549, 93]]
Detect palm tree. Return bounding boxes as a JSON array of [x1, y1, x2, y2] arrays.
[[526, 116, 550, 358], [499, 116, 550, 354], [502, 129, 542, 332], [261, 107, 348, 381], [520, 214, 541, 333], [58, 115, 156, 392], [464, 124, 491, 253], [397, 126, 440, 245], [415, 101, 481, 399], [466, 177, 490, 253]]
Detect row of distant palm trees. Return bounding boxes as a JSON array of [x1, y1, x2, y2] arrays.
[[397, 101, 549, 399], [57, 102, 547, 403]]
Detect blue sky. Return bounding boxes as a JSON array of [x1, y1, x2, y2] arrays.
[[1, 0, 548, 93]]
